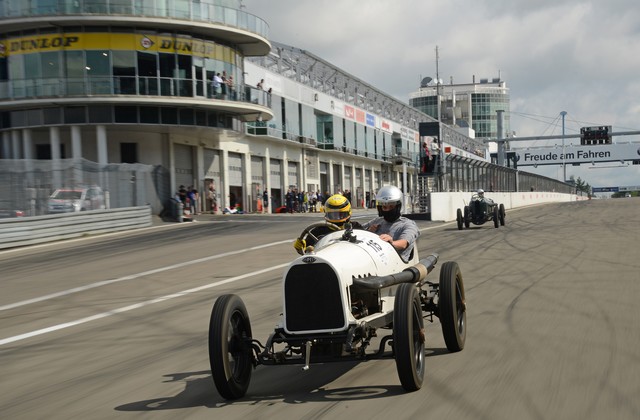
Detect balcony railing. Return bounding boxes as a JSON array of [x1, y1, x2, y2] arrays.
[[0, 76, 270, 107]]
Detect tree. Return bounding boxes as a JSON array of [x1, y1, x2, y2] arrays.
[[570, 176, 591, 196]]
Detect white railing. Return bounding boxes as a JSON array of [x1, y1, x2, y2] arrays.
[[0, 206, 151, 250]]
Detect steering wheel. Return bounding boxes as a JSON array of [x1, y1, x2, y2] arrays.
[[298, 221, 341, 245]]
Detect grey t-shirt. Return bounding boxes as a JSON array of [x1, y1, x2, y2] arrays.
[[362, 216, 420, 260]]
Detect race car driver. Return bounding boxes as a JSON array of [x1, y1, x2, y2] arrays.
[[293, 194, 362, 255]]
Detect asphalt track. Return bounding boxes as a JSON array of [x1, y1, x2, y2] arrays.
[[1, 198, 639, 420]]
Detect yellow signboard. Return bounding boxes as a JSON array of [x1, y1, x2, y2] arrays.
[[0, 33, 224, 59]]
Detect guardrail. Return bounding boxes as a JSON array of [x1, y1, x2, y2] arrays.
[[0, 206, 152, 250]]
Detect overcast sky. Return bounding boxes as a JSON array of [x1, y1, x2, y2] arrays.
[[242, 0, 640, 191]]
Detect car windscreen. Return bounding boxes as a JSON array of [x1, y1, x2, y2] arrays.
[[52, 191, 83, 200]]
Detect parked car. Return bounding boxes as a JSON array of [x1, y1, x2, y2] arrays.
[[0, 208, 25, 218], [47, 186, 106, 214]]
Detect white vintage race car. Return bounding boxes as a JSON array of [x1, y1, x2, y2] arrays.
[[208, 222, 467, 399]]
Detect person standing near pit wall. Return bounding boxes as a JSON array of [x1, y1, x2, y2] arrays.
[[262, 189, 269, 214]]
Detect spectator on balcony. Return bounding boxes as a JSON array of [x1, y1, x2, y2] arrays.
[[227, 76, 235, 100], [221, 71, 228, 98], [211, 73, 223, 98]]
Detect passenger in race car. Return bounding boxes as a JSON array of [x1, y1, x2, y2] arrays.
[[362, 185, 420, 261], [293, 194, 362, 255]]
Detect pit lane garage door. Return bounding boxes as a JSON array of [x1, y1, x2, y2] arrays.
[[344, 165, 353, 192], [228, 152, 243, 187], [270, 158, 282, 209], [270, 158, 282, 187], [251, 156, 264, 186], [203, 148, 221, 195], [251, 156, 265, 211], [174, 144, 195, 189], [287, 161, 299, 190]]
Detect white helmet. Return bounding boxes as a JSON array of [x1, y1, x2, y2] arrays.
[[477, 189, 485, 197], [376, 185, 403, 222]]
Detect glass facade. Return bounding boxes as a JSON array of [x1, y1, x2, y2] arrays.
[[410, 87, 510, 140], [2, 104, 232, 129], [409, 95, 438, 121], [471, 92, 510, 139], [0, 29, 244, 100]]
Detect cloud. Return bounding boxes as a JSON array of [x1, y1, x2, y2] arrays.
[[243, 0, 640, 188]]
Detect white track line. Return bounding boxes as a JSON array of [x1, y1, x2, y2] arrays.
[[0, 263, 289, 346], [0, 224, 449, 346], [0, 239, 291, 311]]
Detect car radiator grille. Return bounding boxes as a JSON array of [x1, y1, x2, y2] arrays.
[[284, 263, 345, 332]]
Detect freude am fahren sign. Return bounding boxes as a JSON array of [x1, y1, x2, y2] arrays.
[[513, 143, 640, 166]]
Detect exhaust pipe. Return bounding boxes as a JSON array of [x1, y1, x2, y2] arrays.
[[352, 253, 439, 289]]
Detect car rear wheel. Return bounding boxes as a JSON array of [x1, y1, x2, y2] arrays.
[[456, 208, 463, 230], [493, 206, 499, 228], [499, 204, 506, 226], [439, 262, 466, 352], [209, 294, 254, 399], [393, 283, 425, 392]]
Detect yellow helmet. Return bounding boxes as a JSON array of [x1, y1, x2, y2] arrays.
[[324, 194, 351, 225]]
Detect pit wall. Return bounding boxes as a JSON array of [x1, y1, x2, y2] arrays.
[[429, 192, 588, 222]]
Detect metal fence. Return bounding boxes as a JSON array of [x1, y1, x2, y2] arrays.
[[439, 154, 575, 194], [0, 158, 170, 217]]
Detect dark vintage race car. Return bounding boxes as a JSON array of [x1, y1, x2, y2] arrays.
[[208, 222, 467, 399], [456, 191, 505, 230]]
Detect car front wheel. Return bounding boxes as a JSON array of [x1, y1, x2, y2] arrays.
[[209, 294, 254, 399], [393, 283, 425, 392]]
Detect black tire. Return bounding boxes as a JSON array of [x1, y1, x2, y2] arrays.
[[439, 262, 466, 352], [499, 204, 506, 226], [493, 206, 499, 228], [393, 283, 426, 392], [209, 294, 254, 399], [463, 206, 470, 228], [456, 208, 463, 230]]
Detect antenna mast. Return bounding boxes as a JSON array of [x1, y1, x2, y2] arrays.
[[435, 45, 446, 190]]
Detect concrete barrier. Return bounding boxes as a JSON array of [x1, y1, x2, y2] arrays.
[[429, 192, 585, 222], [0, 206, 152, 250]]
